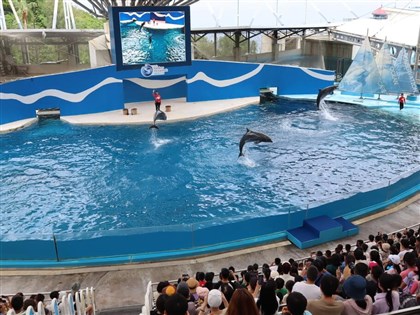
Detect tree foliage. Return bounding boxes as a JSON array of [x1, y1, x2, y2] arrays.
[[4, 0, 104, 29]]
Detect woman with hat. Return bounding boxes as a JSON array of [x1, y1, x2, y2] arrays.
[[197, 289, 228, 315], [342, 275, 373, 315]]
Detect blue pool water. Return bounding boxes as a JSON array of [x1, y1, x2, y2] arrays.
[[121, 23, 185, 65], [1, 101, 419, 238]]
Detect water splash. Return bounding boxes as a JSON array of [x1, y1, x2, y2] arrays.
[[150, 129, 171, 148], [319, 100, 337, 121], [238, 154, 257, 167]]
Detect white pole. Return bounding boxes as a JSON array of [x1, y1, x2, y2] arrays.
[[8, 0, 22, 29], [52, 0, 58, 29], [0, 0, 7, 30]]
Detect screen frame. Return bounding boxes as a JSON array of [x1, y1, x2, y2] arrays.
[[109, 5, 191, 71]]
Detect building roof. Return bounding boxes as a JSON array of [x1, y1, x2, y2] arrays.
[[333, 7, 420, 48]]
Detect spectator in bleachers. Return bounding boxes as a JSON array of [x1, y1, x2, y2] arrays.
[[198, 289, 228, 315], [228, 266, 239, 282], [344, 244, 352, 255], [306, 275, 343, 315], [340, 253, 355, 282], [372, 273, 400, 314], [353, 262, 377, 302], [385, 255, 401, 275], [281, 280, 295, 304], [401, 257, 419, 295], [187, 278, 200, 303], [326, 254, 341, 276], [204, 273, 215, 291], [281, 291, 311, 315], [353, 248, 368, 266], [270, 258, 281, 272], [155, 293, 169, 315], [23, 298, 37, 312], [342, 275, 373, 315], [10, 294, 24, 315], [368, 250, 383, 271], [379, 242, 391, 261], [398, 238, 412, 261], [312, 259, 331, 287], [256, 279, 278, 315], [225, 288, 259, 315], [292, 266, 321, 300], [415, 235, 420, 254], [247, 276, 259, 299], [274, 277, 287, 301], [280, 263, 294, 283], [196, 272, 206, 287], [165, 293, 188, 315], [400, 251, 417, 280], [214, 268, 236, 303], [177, 281, 198, 315], [366, 235, 376, 251]]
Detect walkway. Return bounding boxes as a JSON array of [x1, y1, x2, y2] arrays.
[[0, 97, 259, 133]]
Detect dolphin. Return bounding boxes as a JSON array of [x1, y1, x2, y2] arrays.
[[149, 110, 167, 129], [239, 128, 273, 157], [316, 85, 338, 109]]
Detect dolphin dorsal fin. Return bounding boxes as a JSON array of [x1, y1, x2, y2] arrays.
[[246, 128, 250, 132]]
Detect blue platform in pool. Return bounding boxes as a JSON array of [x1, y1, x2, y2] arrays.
[[286, 215, 359, 249]]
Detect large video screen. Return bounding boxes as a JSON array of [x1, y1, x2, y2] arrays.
[[109, 6, 191, 71]]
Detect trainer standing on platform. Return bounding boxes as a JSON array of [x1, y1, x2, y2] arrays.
[[153, 90, 161, 111], [398, 93, 406, 110]]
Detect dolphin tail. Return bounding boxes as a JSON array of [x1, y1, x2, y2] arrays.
[[238, 152, 244, 158], [149, 125, 159, 129]]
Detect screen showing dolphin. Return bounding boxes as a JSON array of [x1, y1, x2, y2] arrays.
[[239, 128, 273, 157], [149, 110, 167, 129], [316, 85, 338, 108]]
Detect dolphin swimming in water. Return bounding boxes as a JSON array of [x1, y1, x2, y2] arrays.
[[149, 110, 167, 129], [316, 85, 338, 109], [239, 128, 273, 157]]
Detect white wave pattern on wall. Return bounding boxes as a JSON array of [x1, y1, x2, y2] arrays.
[[124, 12, 149, 19], [0, 77, 122, 105], [187, 64, 264, 87], [300, 68, 335, 81], [154, 12, 185, 20], [126, 76, 187, 89]]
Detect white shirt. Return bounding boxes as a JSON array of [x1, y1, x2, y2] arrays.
[[292, 281, 322, 300]]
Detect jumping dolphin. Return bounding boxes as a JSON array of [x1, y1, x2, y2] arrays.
[[149, 110, 167, 129], [239, 128, 273, 157], [316, 85, 338, 109]]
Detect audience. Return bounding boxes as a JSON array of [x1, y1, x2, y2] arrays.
[[342, 275, 373, 315], [5, 226, 420, 315], [307, 275, 343, 315], [225, 289, 259, 315]]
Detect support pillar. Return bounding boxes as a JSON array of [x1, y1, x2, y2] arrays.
[[271, 31, 279, 62], [233, 31, 241, 61]]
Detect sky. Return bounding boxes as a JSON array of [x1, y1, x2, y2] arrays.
[[189, 0, 420, 28]]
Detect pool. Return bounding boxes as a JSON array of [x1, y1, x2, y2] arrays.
[[1, 100, 419, 243]]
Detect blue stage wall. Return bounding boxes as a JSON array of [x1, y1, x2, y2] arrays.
[[0, 61, 334, 125]]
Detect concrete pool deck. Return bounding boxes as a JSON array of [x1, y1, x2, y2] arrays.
[[0, 97, 259, 133]]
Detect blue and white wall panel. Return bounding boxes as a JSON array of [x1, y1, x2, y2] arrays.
[[0, 61, 334, 125]]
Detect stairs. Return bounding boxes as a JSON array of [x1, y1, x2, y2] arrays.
[[286, 215, 359, 249]]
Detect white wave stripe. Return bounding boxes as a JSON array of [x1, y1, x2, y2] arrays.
[[187, 64, 264, 87], [0, 77, 122, 105], [300, 68, 335, 81], [153, 12, 184, 20], [127, 76, 186, 89], [124, 12, 149, 19]]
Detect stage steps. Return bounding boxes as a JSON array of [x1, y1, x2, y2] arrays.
[[286, 215, 359, 249]]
